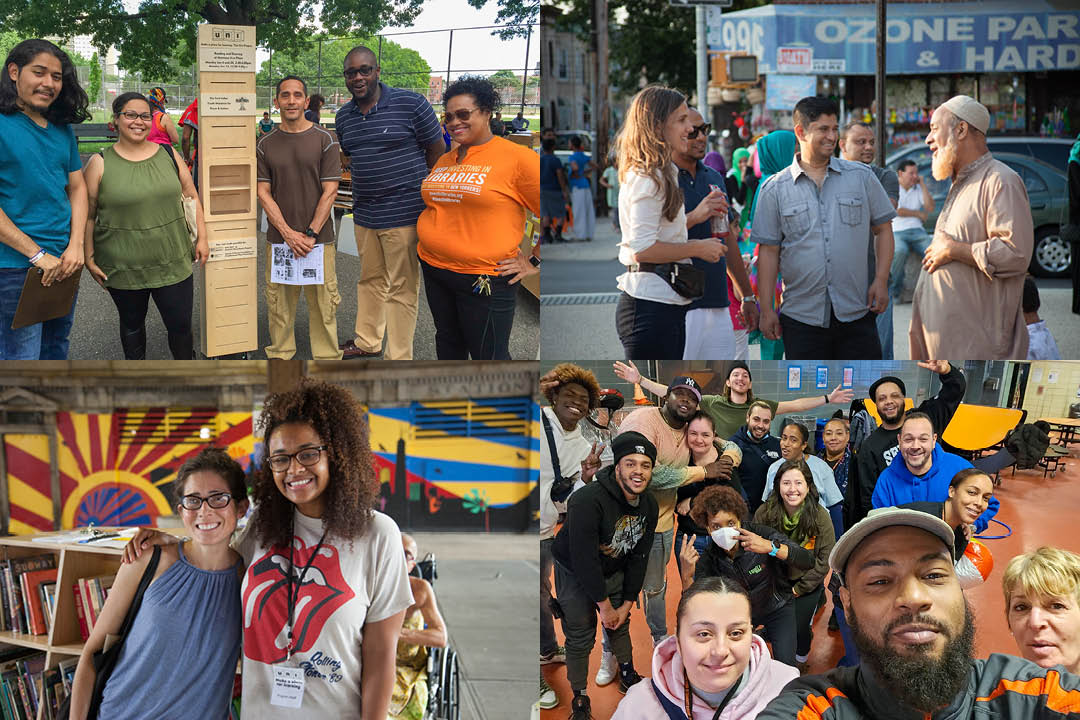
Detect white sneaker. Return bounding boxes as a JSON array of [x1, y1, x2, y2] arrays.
[[595, 651, 618, 686], [539, 677, 558, 709]]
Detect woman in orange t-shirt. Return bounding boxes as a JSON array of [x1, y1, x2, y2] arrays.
[[416, 76, 540, 359]]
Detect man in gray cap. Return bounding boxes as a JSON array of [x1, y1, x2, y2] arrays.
[[910, 95, 1033, 359], [758, 507, 1080, 719]]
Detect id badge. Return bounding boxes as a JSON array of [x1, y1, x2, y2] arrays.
[[271, 664, 305, 708]]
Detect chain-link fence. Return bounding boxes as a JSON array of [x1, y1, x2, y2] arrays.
[[76, 24, 539, 118]]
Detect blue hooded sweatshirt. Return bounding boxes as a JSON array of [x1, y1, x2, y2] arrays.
[[871, 444, 999, 533]]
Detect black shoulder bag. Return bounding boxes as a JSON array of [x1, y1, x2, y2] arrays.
[[542, 412, 575, 503], [57, 545, 162, 720]]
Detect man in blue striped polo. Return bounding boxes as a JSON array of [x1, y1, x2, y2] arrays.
[[335, 45, 447, 360]]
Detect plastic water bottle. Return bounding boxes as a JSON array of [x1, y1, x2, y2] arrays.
[[708, 184, 728, 236]]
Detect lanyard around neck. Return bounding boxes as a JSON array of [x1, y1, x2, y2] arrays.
[[285, 519, 327, 660], [683, 667, 741, 720]]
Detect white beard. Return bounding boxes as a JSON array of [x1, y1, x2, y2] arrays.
[[931, 138, 957, 181]]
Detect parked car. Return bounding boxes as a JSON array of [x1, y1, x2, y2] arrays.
[[885, 139, 1073, 277]]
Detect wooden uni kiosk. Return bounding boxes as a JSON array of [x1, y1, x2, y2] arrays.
[[196, 24, 259, 357]]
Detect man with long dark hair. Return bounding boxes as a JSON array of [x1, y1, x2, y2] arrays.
[[0, 38, 89, 359]]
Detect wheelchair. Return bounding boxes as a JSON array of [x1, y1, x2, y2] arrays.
[[411, 552, 461, 720]]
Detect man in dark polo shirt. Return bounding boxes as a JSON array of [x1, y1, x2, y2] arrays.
[[256, 75, 342, 360], [674, 106, 757, 359], [335, 45, 446, 360]]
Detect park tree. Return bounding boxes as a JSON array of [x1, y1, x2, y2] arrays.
[[1, 0, 537, 79], [257, 36, 430, 96], [557, 0, 765, 96], [88, 53, 102, 108]]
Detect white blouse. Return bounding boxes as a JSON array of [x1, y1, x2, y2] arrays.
[[616, 166, 693, 306]]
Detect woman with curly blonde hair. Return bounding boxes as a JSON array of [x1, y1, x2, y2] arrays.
[[614, 85, 727, 359], [125, 378, 413, 718], [1003, 546, 1080, 674]]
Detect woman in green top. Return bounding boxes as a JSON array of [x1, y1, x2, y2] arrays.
[[753, 458, 834, 672], [84, 92, 208, 359]]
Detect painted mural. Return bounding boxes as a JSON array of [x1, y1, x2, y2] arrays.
[[4, 398, 540, 534]]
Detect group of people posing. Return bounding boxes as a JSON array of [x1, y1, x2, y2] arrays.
[[610, 82, 1037, 360], [540, 360, 1080, 719], [0, 38, 540, 361], [67, 378, 446, 720]]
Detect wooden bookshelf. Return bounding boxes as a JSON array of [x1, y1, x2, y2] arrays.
[[0, 528, 183, 720]]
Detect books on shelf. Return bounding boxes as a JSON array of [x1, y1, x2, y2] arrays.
[[0, 555, 58, 636], [0, 650, 48, 720], [72, 574, 115, 642]]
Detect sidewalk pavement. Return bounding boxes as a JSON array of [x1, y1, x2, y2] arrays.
[[541, 224, 1079, 360], [410, 532, 537, 720]]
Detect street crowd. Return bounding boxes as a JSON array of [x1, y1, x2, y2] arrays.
[[539, 361, 1080, 719], [539, 82, 1080, 361], [0, 38, 540, 361]]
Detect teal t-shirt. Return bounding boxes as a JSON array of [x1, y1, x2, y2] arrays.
[[0, 112, 81, 268]]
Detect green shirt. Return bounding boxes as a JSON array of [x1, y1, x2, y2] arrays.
[[699, 394, 780, 440], [93, 145, 194, 290]]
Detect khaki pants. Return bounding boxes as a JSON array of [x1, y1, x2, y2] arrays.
[[264, 243, 342, 360], [352, 224, 420, 360]]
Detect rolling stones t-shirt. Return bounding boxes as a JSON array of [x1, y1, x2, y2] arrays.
[[237, 509, 413, 718]]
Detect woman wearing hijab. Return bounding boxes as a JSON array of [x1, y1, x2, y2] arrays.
[[744, 131, 796, 360]]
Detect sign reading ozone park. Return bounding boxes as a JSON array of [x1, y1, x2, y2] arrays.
[[706, 3, 1080, 75]]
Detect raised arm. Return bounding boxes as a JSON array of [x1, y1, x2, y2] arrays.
[[775, 384, 854, 415], [611, 360, 666, 398]]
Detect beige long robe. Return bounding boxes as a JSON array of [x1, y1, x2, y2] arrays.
[[909, 151, 1033, 359]]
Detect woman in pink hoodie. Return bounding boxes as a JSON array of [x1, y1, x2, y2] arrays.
[[612, 576, 797, 720]]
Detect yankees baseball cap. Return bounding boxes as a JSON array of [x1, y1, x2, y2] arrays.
[[667, 376, 702, 402]]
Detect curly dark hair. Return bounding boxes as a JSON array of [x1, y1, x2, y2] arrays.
[[756, 459, 824, 543], [542, 363, 600, 409], [689, 485, 748, 528], [0, 39, 90, 125], [173, 446, 248, 501], [249, 378, 378, 549], [443, 75, 502, 115]]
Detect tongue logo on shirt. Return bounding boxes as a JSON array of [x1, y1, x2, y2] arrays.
[[242, 536, 355, 664]]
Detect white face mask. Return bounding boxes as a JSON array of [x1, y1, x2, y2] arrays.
[[710, 526, 739, 551]]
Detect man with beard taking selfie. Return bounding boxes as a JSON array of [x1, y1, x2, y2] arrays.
[[550, 432, 659, 720], [851, 361, 965, 524], [910, 95, 1033, 360], [618, 375, 742, 648], [758, 507, 1080, 720]]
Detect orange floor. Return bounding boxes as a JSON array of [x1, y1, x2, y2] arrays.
[[541, 447, 1080, 719]]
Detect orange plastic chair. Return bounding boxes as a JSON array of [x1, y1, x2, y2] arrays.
[[940, 403, 1026, 453]]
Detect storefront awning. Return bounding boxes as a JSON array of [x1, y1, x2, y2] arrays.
[[706, 1, 1080, 75]]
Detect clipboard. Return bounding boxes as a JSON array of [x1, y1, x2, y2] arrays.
[[11, 267, 82, 330]]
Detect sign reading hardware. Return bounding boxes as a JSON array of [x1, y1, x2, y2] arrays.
[[198, 24, 256, 73]]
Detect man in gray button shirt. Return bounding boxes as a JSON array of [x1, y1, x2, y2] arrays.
[[751, 96, 896, 359]]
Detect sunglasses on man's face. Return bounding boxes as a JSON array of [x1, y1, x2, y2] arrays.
[[687, 123, 712, 139]]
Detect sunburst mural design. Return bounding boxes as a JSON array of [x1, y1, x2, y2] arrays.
[[4, 409, 254, 534]]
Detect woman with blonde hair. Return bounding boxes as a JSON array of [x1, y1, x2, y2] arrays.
[[614, 85, 727, 359], [1003, 546, 1080, 674]]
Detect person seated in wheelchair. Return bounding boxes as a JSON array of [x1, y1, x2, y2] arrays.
[[390, 533, 449, 720]]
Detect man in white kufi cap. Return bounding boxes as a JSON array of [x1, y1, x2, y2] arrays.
[[909, 95, 1033, 359]]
